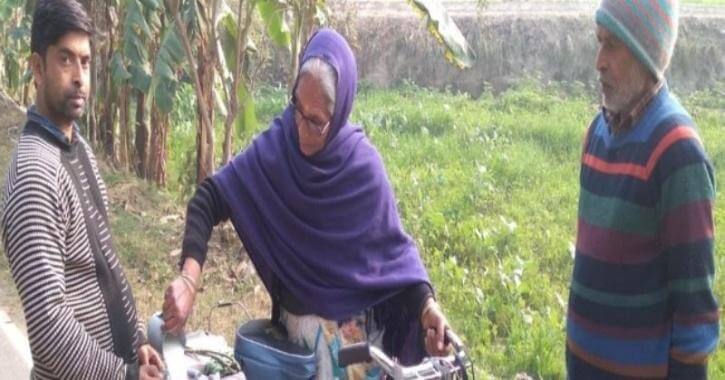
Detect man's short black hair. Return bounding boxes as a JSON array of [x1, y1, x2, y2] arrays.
[[31, 0, 93, 58]]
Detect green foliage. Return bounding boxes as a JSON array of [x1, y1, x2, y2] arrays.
[[234, 80, 259, 147], [257, 0, 292, 48], [218, 11, 258, 74], [253, 84, 289, 122], [150, 24, 185, 113], [0, 0, 31, 102], [407, 0, 476, 69], [216, 9, 259, 148], [121, 0, 199, 113], [122, 0, 153, 92], [166, 83, 198, 199], [218, 13, 242, 74], [111, 51, 132, 85], [139, 0, 162, 10]]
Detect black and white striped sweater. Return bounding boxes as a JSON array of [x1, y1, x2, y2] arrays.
[[1, 120, 144, 380]]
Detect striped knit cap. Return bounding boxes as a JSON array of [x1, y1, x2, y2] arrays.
[[596, 0, 679, 80]]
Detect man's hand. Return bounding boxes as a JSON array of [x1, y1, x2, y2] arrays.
[[420, 298, 451, 357], [139, 364, 163, 380], [138, 344, 164, 371]]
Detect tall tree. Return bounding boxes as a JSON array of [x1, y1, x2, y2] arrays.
[[217, 0, 257, 165], [147, 7, 186, 185], [101, 3, 120, 163], [170, 0, 215, 184]]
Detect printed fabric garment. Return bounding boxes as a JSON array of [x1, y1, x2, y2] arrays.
[[281, 308, 383, 380]]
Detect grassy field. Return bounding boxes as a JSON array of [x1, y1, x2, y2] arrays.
[[353, 82, 725, 378], [1, 81, 723, 378]]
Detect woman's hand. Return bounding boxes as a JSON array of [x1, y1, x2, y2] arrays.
[[420, 297, 451, 357], [162, 258, 201, 334]]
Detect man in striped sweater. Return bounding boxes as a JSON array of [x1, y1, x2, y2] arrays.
[[0, 1, 162, 379], [566, 0, 720, 379]]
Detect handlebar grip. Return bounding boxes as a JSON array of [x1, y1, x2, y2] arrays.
[[338, 342, 372, 367], [444, 329, 464, 350]]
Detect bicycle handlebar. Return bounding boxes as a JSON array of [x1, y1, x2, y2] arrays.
[[338, 329, 473, 380], [339, 341, 372, 367]]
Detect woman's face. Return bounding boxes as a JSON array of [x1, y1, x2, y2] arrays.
[[294, 73, 333, 156]]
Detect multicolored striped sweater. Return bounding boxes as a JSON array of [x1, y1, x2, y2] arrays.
[[566, 86, 720, 379]]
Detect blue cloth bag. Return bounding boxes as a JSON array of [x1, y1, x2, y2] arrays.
[[234, 319, 319, 379]]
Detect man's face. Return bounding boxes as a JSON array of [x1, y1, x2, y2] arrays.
[[595, 25, 651, 113], [32, 31, 91, 127]]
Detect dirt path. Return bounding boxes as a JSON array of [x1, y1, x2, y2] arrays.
[[0, 308, 31, 377]]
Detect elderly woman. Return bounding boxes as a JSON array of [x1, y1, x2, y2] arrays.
[[162, 28, 450, 378]]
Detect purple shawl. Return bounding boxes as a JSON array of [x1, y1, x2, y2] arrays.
[[212, 28, 430, 322]]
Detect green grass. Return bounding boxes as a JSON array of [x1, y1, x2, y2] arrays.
[[353, 82, 590, 378], [1, 81, 723, 378]]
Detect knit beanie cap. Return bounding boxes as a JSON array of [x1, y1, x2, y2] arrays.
[[596, 0, 679, 80]]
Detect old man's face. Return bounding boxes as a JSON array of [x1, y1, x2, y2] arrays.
[[595, 25, 652, 113]]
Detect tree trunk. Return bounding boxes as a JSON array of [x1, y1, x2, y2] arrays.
[[289, 17, 301, 92], [196, 39, 216, 183], [101, 90, 116, 163], [134, 91, 148, 178], [119, 84, 130, 170], [148, 104, 168, 186], [99, 56, 115, 161], [222, 104, 234, 165], [221, 0, 253, 165], [173, 2, 216, 184], [22, 77, 30, 106], [101, 4, 116, 163], [86, 0, 98, 144], [302, 1, 317, 48]]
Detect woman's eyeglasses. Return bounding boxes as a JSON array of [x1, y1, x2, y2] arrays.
[[289, 97, 330, 136]]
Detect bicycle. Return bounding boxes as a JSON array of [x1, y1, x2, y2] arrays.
[[151, 305, 473, 380], [338, 329, 474, 380]]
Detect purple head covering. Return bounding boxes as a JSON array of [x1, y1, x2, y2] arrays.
[[212, 28, 430, 321]]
